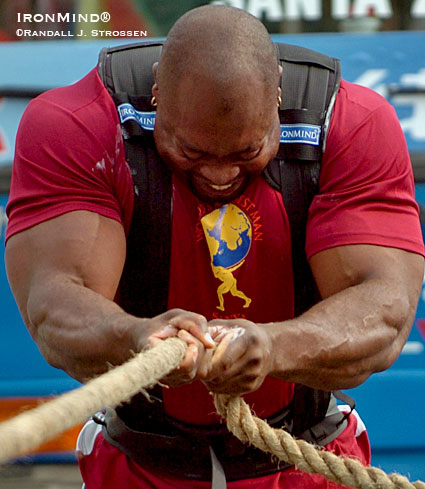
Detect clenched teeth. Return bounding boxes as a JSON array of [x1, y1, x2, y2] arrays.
[[209, 183, 233, 190]]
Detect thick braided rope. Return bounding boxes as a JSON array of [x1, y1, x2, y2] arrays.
[[0, 337, 186, 463], [214, 394, 425, 489], [0, 338, 424, 489]]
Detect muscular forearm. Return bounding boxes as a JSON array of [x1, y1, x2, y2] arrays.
[[25, 275, 144, 382], [268, 277, 416, 390], [24, 275, 213, 384], [5, 212, 213, 386]]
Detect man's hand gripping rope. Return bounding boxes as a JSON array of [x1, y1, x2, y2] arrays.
[[0, 337, 423, 489]]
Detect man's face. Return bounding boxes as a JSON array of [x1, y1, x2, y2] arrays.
[[153, 74, 281, 203]]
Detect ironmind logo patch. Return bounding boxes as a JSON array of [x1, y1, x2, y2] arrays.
[[117, 103, 155, 131], [117, 104, 321, 146], [280, 123, 321, 145]]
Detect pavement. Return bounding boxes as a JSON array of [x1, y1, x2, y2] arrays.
[[0, 463, 83, 489]]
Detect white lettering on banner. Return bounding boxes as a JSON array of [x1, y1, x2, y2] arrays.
[[285, 0, 321, 20], [412, 0, 425, 18], [392, 69, 425, 141], [395, 94, 425, 141], [402, 68, 425, 89], [354, 68, 425, 143], [210, 0, 423, 20], [210, 0, 245, 8], [332, 0, 350, 19], [353, 69, 388, 97], [247, 0, 283, 21], [402, 341, 424, 355]]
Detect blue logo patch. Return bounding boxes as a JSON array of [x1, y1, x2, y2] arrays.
[[280, 124, 321, 145], [117, 103, 156, 131]]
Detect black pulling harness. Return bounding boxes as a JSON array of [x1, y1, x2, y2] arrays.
[[95, 40, 354, 482]]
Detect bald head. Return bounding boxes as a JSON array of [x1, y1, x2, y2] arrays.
[[155, 5, 280, 113], [152, 6, 282, 204]]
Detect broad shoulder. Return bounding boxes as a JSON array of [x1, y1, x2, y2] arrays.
[[330, 78, 395, 132], [25, 68, 119, 141]]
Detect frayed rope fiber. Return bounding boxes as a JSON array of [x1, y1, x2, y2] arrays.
[[213, 394, 425, 489], [0, 337, 423, 489]]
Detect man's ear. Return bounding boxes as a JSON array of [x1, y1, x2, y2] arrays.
[[152, 62, 159, 98], [278, 64, 283, 85]]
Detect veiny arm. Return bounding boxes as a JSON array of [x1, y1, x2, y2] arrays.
[[5, 210, 212, 383], [271, 244, 424, 389]]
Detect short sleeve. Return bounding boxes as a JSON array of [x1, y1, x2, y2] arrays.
[[306, 80, 424, 259], [6, 72, 133, 241]]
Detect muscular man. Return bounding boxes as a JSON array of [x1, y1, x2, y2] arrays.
[[5, 5, 424, 489]]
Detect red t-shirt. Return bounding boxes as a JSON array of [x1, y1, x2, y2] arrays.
[[7, 67, 423, 261], [6, 69, 134, 239], [166, 175, 295, 424], [6, 67, 424, 486]]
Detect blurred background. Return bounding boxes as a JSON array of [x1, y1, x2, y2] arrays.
[[0, 0, 424, 487], [1, 0, 425, 38]]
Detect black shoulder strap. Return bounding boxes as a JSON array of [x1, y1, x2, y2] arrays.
[[117, 136, 172, 318], [98, 41, 163, 97], [99, 40, 341, 319], [97, 41, 346, 436], [264, 43, 341, 317], [98, 41, 171, 318], [263, 44, 341, 431]]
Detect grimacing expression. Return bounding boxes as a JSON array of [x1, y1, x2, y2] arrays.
[[153, 75, 281, 203]]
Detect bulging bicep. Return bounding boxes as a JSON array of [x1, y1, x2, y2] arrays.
[[309, 244, 424, 307], [5, 210, 127, 323]]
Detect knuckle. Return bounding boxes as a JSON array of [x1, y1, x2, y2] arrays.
[[179, 364, 194, 377], [194, 313, 207, 323], [244, 332, 260, 348], [219, 353, 234, 370], [168, 308, 185, 316], [209, 319, 224, 326], [243, 375, 259, 390], [247, 356, 261, 368]]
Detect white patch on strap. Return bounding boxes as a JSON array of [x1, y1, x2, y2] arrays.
[[338, 405, 367, 437], [76, 417, 103, 456], [280, 123, 321, 145], [117, 103, 156, 131]]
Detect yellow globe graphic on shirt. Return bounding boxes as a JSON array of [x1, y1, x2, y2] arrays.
[[201, 204, 252, 311]]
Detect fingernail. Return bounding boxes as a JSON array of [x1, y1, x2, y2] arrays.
[[230, 327, 245, 341], [191, 345, 198, 363], [163, 324, 175, 333], [205, 332, 214, 345]]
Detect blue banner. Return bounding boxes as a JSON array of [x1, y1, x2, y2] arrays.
[[1, 31, 425, 167]]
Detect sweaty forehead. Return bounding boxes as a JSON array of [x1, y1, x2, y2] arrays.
[[169, 94, 276, 158], [158, 73, 273, 142]]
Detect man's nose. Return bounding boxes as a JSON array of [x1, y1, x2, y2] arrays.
[[198, 164, 241, 184]]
